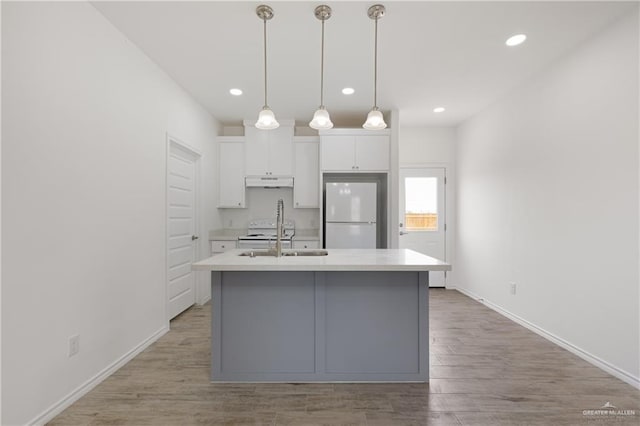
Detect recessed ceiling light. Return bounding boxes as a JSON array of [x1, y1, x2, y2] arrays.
[[505, 34, 527, 47], [433, 107, 445, 113], [342, 87, 355, 95], [229, 88, 243, 96]]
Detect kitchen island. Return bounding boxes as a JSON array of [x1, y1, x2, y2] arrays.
[[192, 249, 450, 382]]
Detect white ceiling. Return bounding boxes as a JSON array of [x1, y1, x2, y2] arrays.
[[92, 1, 635, 128]]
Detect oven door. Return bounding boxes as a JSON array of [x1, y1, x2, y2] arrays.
[[237, 239, 292, 250]]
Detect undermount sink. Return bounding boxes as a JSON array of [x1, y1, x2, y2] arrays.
[[239, 250, 329, 258], [283, 250, 328, 257], [238, 250, 277, 257]]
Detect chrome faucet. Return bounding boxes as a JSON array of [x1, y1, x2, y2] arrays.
[[275, 198, 284, 257]]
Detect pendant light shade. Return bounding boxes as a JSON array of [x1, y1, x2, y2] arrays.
[[363, 4, 387, 130], [310, 107, 333, 130], [309, 5, 333, 130], [363, 108, 386, 130], [257, 107, 279, 130], [255, 5, 279, 130]]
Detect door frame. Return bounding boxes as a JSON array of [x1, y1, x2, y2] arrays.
[[399, 162, 453, 288], [166, 134, 202, 322]]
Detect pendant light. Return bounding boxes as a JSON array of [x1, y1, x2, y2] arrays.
[[255, 5, 279, 130], [363, 4, 387, 130], [309, 5, 334, 130]]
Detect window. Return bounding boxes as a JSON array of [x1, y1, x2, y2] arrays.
[[404, 177, 438, 231]]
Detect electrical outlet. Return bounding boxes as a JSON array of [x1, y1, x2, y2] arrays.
[[69, 334, 80, 357], [509, 282, 517, 295]]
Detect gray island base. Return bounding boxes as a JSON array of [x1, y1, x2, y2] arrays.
[[192, 249, 451, 383]]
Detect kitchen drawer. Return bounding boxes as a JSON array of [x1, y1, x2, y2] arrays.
[[211, 240, 237, 254], [293, 240, 320, 249]]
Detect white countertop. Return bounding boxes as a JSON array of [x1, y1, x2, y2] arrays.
[[192, 249, 451, 272]]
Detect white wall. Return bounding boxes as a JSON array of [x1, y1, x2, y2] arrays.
[[399, 127, 456, 165], [1, 3, 220, 424], [219, 188, 319, 231], [455, 12, 639, 385]]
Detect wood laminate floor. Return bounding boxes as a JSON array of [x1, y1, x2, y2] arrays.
[[49, 289, 639, 425]]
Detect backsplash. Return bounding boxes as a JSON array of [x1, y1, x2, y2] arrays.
[[219, 188, 319, 230]]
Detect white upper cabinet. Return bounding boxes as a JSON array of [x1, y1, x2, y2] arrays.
[[355, 135, 390, 170], [244, 121, 294, 176], [268, 127, 294, 175], [217, 137, 245, 208], [293, 137, 319, 208], [244, 129, 269, 176], [321, 135, 355, 171], [320, 130, 390, 171]]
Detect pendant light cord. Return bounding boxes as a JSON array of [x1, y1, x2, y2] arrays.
[[263, 17, 268, 108], [320, 17, 325, 108], [373, 16, 378, 109]]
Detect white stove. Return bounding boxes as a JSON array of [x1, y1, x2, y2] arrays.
[[237, 219, 295, 249]]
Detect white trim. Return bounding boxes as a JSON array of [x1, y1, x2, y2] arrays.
[[28, 326, 169, 426], [400, 161, 450, 168], [243, 119, 295, 128], [389, 110, 400, 250], [198, 295, 212, 306], [166, 134, 202, 320], [318, 128, 391, 136], [452, 286, 640, 390], [168, 134, 202, 158]]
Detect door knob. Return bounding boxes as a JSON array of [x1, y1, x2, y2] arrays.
[[192, 235, 199, 241], [399, 231, 407, 236]]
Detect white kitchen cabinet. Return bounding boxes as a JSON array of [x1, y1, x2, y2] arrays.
[[211, 240, 237, 255], [320, 131, 390, 171], [320, 135, 354, 171], [217, 137, 245, 208], [293, 240, 320, 249], [244, 122, 294, 176], [355, 135, 390, 170], [293, 137, 319, 208]]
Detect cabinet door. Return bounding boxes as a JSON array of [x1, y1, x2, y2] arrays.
[[268, 126, 294, 176], [211, 240, 237, 255], [293, 240, 320, 249], [321, 135, 356, 171], [293, 141, 319, 208], [244, 126, 269, 176], [355, 135, 389, 171], [218, 142, 246, 208]]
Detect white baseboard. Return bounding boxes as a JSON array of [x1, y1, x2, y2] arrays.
[[452, 286, 640, 390], [28, 325, 170, 426]]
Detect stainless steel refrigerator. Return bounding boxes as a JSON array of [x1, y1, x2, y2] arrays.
[[325, 182, 377, 248]]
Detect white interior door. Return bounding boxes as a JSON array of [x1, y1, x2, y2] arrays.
[[167, 140, 199, 319], [399, 167, 446, 287]]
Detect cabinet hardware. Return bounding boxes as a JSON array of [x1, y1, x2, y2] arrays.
[[192, 235, 199, 240]]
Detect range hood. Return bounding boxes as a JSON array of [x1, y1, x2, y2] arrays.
[[245, 176, 294, 188]]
